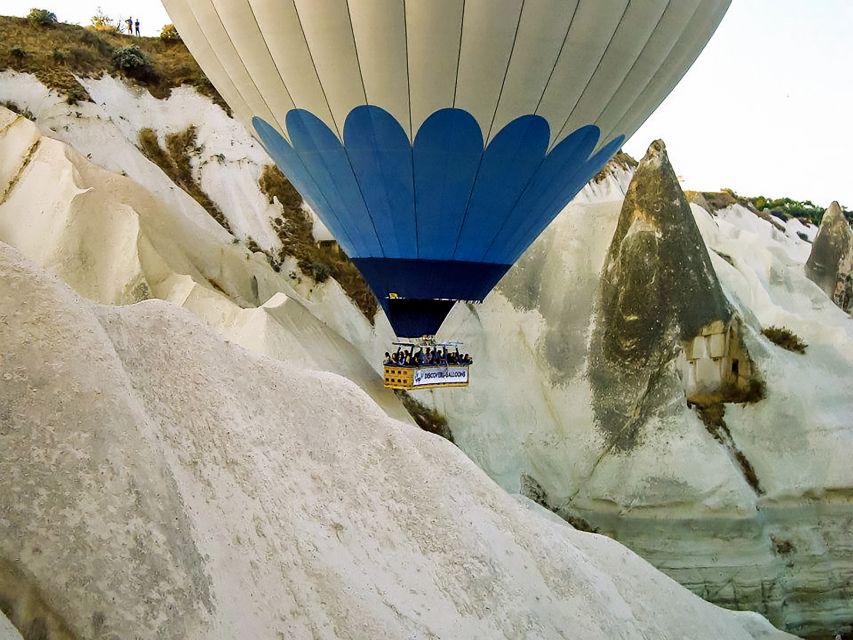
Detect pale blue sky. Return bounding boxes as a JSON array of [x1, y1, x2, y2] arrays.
[[4, 0, 171, 36], [3, 0, 852, 207], [627, 0, 853, 207]]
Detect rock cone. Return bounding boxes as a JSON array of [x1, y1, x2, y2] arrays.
[[805, 201, 853, 312], [588, 140, 740, 449]]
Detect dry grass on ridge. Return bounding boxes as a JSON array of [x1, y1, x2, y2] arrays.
[[0, 15, 225, 109]]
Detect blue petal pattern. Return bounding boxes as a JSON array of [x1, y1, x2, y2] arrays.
[[255, 106, 622, 266], [413, 109, 484, 260], [344, 106, 416, 258], [453, 115, 550, 262], [254, 106, 622, 326]]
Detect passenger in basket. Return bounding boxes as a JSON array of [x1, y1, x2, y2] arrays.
[[383, 352, 392, 365]]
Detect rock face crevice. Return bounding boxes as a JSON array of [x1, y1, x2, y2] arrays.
[[696, 404, 763, 495], [805, 201, 853, 312]]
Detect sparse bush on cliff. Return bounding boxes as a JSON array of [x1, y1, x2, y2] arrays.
[[0, 15, 227, 110], [259, 165, 378, 321], [138, 126, 232, 234], [762, 326, 808, 354], [395, 391, 453, 442], [303, 260, 332, 283], [27, 9, 57, 27], [1, 100, 35, 120], [160, 24, 181, 42], [90, 7, 120, 33], [112, 44, 148, 70], [700, 187, 853, 226]]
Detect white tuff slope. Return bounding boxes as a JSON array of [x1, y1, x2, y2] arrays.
[[1, 72, 848, 636], [0, 242, 792, 640], [0, 100, 408, 423], [433, 182, 853, 636]]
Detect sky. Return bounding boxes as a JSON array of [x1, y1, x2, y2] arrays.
[[2, 0, 852, 207], [626, 0, 853, 207], [3, 0, 170, 36]]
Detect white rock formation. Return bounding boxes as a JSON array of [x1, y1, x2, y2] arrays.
[[0, 102, 407, 424], [1, 72, 850, 638], [0, 242, 793, 640], [805, 201, 853, 312], [433, 163, 853, 637], [0, 613, 22, 640]]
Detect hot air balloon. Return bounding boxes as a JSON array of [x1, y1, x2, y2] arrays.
[[163, 0, 730, 345]]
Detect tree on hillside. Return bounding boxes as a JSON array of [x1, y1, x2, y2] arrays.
[[90, 6, 119, 32], [27, 9, 58, 27], [160, 24, 181, 42]]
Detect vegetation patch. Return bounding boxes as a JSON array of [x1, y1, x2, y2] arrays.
[[770, 535, 795, 555], [1, 100, 34, 120], [762, 326, 807, 354], [160, 24, 181, 42], [26, 8, 58, 27], [564, 513, 601, 534], [138, 126, 231, 233], [0, 15, 226, 109], [259, 165, 378, 321], [700, 189, 741, 212], [748, 195, 852, 225], [700, 186, 853, 226], [112, 44, 148, 71], [395, 390, 453, 442], [592, 150, 637, 183], [723, 375, 767, 405], [1, 139, 41, 205]]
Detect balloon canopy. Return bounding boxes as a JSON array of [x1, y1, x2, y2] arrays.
[[163, 0, 730, 337]]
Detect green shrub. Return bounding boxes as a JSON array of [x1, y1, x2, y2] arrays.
[[160, 23, 181, 42], [301, 260, 332, 283], [762, 326, 807, 354], [112, 44, 148, 70], [27, 9, 58, 27], [10, 45, 26, 59]]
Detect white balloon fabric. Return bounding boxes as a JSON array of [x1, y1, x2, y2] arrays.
[[164, 0, 730, 337]]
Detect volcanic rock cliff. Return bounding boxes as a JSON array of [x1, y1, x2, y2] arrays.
[[437, 140, 853, 636], [0, 240, 797, 640], [589, 140, 761, 453], [1, 70, 851, 638]]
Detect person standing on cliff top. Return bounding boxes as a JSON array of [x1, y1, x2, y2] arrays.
[[135, 19, 141, 36], [125, 17, 133, 34]]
